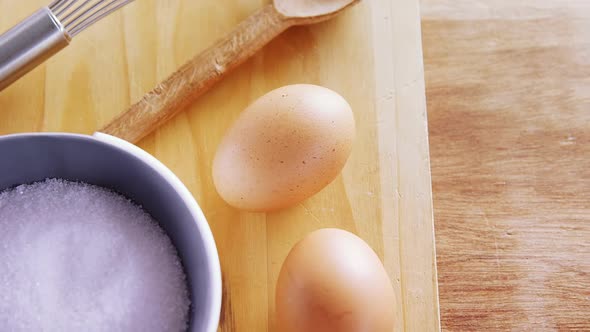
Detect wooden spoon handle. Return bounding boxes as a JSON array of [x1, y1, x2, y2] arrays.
[[101, 4, 290, 143]]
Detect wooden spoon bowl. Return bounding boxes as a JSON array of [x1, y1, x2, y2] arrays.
[[275, 0, 359, 20]]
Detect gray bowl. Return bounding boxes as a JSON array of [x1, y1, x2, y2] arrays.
[[0, 132, 222, 332]]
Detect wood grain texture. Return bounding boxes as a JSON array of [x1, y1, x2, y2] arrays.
[[0, 0, 439, 330], [102, 4, 289, 143], [102, 0, 361, 144], [421, 0, 590, 330]]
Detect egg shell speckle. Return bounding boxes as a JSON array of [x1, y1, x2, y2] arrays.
[[212, 84, 355, 211]]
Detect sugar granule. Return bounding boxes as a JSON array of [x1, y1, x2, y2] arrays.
[[0, 179, 190, 332]]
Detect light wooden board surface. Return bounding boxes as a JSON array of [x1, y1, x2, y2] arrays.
[[421, 0, 590, 330], [0, 0, 439, 330]]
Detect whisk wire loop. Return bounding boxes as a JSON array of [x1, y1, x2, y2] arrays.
[[48, 0, 135, 36]]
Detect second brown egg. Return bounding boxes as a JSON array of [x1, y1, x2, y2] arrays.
[[275, 228, 396, 332]]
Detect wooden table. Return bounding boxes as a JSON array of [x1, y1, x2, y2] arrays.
[[421, 0, 590, 330], [0, 0, 439, 331]]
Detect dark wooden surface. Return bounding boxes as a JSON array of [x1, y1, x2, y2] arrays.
[[421, 1, 590, 330]]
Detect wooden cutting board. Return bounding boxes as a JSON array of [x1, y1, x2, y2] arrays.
[[0, 0, 440, 330]]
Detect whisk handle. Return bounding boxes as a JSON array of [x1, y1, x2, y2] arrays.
[[0, 7, 70, 91], [101, 4, 292, 143]]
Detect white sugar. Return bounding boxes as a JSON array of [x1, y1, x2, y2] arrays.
[[0, 179, 190, 332]]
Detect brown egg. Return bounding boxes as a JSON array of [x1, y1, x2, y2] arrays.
[[212, 84, 355, 212], [275, 228, 396, 332]]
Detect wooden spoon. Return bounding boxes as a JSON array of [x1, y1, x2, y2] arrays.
[[101, 0, 360, 143]]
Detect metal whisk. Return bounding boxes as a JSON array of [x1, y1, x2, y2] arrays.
[[0, 0, 135, 91]]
